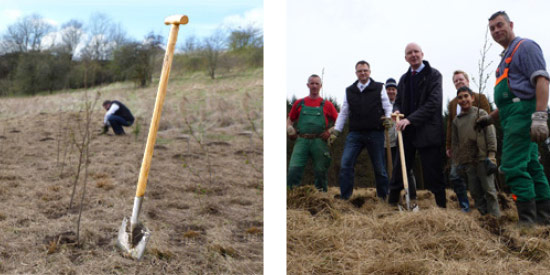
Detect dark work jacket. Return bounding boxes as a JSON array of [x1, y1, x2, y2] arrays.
[[394, 60, 443, 148], [346, 79, 384, 131], [112, 100, 135, 123]]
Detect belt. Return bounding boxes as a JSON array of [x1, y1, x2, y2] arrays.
[[298, 133, 321, 139]]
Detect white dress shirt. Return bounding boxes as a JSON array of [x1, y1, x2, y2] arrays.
[[103, 103, 120, 126]]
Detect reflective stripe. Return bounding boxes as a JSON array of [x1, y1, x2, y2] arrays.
[[495, 40, 525, 86]]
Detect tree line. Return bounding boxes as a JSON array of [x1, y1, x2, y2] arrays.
[[0, 13, 263, 96]]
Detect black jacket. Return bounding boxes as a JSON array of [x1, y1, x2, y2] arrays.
[[112, 100, 134, 123], [394, 60, 443, 148]]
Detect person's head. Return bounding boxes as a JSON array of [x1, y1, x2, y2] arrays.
[[385, 78, 397, 102], [102, 100, 112, 111], [405, 43, 424, 70], [355, 60, 371, 84], [452, 70, 470, 89], [306, 74, 322, 98], [488, 11, 515, 48], [456, 86, 474, 111]]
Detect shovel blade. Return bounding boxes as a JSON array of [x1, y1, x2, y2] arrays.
[[117, 216, 151, 260]]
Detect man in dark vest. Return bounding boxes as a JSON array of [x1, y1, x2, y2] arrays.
[[330, 60, 393, 200], [102, 100, 135, 135], [388, 43, 446, 209]]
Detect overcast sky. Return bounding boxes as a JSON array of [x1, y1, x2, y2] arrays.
[[286, 0, 550, 111], [265, 1, 550, 271], [0, 0, 263, 49]]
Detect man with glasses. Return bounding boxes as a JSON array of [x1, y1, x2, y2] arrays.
[[330, 60, 393, 200], [476, 11, 550, 226]]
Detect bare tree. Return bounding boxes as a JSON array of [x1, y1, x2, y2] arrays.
[[2, 14, 54, 53], [201, 29, 226, 79], [61, 19, 84, 59], [109, 22, 128, 48], [472, 26, 494, 99], [181, 35, 198, 53], [85, 13, 112, 60], [228, 26, 263, 52]]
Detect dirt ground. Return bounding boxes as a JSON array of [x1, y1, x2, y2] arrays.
[[288, 185, 550, 274], [0, 69, 263, 274]]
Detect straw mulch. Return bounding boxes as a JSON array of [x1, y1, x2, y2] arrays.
[[288, 186, 550, 274]]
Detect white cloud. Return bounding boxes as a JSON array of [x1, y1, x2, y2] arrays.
[[2, 9, 22, 21], [222, 7, 263, 29]]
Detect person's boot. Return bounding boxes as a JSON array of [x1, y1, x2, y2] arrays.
[[536, 200, 550, 225], [388, 189, 401, 206], [287, 166, 305, 190], [313, 170, 328, 192], [516, 199, 537, 227], [457, 193, 470, 212], [434, 191, 447, 208]]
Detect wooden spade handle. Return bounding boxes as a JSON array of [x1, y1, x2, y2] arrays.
[[135, 15, 187, 198], [164, 15, 189, 25], [392, 113, 408, 190]]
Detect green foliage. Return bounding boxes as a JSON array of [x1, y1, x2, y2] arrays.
[[0, 12, 263, 97], [111, 42, 158, 87]]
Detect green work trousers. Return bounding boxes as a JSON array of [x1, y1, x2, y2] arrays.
[[499, 99, 550, 202], [287, 138, 331, 192]]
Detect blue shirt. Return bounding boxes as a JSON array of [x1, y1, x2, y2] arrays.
[[496, 36, 549, 99]]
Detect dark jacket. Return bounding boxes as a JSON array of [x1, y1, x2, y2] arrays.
[[394, 60, 443, 148], [346, 79, 385, 131], [112, 100, 135, 123]]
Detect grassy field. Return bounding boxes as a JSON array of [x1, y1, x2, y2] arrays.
[[0, 68, 263, 274], [288, 185, 550, 274]]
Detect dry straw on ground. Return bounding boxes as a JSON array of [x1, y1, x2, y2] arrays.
[[288, 185, 550, 274], [0, 69, 263, 274]]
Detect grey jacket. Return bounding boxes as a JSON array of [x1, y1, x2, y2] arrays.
[[451, 106, 497, 164]]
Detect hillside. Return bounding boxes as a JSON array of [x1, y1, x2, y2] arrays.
[[0, 68, 263, 274], [288, 186, 550, 274]]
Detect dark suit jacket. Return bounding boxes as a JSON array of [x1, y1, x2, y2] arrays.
[[394, 60, 443, 148]]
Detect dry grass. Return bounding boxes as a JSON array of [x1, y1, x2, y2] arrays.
[[288, 185, 550, 274], [0, 69, 263, 274]]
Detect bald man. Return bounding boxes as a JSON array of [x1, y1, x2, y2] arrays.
[[389, 43, 446, 209]]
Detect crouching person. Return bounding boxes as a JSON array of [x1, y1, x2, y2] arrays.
[[452, 87, 500, 217], [287, 74, 338, 192], [102, 100, 135, 135]]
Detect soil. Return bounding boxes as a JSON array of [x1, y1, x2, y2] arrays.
[[0, 69, 263, 274]]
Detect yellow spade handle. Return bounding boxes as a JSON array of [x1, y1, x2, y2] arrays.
[[392, 113, 408, 190], [135, 15, 187, 198]]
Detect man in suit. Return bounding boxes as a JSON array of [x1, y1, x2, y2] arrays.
[[388, 43, 446, 209]]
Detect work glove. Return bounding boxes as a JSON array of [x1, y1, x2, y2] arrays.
[[287, 125, 297, 140], [100, 125, 108, 135], [485, 151, 498, 175], [319, 130, 330, 140], [382, 117, 393, 129], [327, 129, 340, 147], [474, 115, 494, 131], [531, 111, 549, 143]]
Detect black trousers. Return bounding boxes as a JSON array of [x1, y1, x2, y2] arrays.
[[388, 134, 446, 208]]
